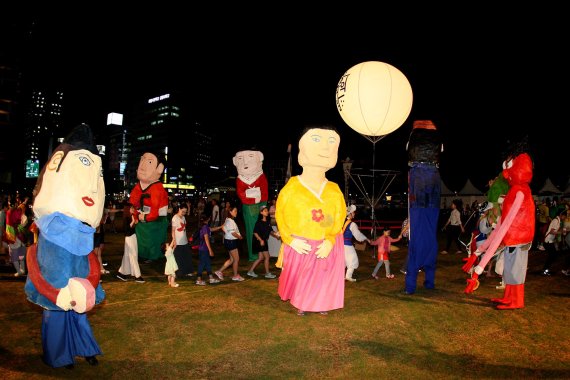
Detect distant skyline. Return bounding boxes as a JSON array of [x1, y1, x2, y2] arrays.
[[5, 11, 568, 194]]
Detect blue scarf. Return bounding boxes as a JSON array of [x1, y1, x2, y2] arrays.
[[35, 212, 95, 256]]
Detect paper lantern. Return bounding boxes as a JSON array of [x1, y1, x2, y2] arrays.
[[336, 61, 413, 139]]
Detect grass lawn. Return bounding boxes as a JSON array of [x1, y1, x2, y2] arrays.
[[1, 223, 569, 379]]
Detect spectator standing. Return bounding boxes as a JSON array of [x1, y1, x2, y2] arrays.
[[117, 205, 144, 283], [171, 204, 194, 278], [441, 199, 465, 254]]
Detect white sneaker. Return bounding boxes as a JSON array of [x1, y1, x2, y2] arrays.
[[264, 272, 276, 279], [209, 278, 220, 284], [247, 271, 258, 278], [232, 275, 245, 282], [538, 245, 545, 251], [345, 277, 356, 282]]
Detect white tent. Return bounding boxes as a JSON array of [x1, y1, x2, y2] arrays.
[[440, 180, 457, 209], [457, 179, 485, 207], [538, 177, 562, 195]]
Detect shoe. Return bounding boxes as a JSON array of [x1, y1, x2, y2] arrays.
[[186, 273, 195, 277], [542, 269, 552, 276], [371, 274, 379, 280], [345, 277, 356, 282], [400, 289, 413, 295], [440, 250, 448, 254], [386, 274, 395, 279], [102, 262, 108, 267], [196, 280, 206, 286], [264, 273, 276, 279], [456, 250, 463, 254], [14, 272, 19, 277], [209, 278, 220, 284], [562, 270, 570, 276], [135, 277, 145, 283], [85, 356, 98, 366], [170, 283, 180, 288], [297, 310, 305, 316], [400, 269, 407, 275], [214, 271, 224, 280], [319, 311, 328, 315], [116, 273, 128, 281], [538, 245, 545, 251], [247, 271, 258, 278], [101, 269, 110, 274], [232, 275, 245, 282]]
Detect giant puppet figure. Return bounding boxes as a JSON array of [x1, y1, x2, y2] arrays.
[[24, 124, 106, 369], [463, 146, 535, 310], [233, 148, 269, 261], [129, 152, 169, 262], [276, 125, 346, 316], [404, 120, 443, 295]]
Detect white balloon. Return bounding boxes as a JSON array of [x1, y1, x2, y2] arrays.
[[336, 61, 413, 137]]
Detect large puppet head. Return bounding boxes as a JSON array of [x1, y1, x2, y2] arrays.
[[233, 149, 264, 179], [137, 151, 165, 188], [33, 124, 105, 228], [502, 153, 533, 186], [298, 125, 340, 171]]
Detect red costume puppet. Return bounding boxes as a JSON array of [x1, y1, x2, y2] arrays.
[[463, 151, 535, 309]]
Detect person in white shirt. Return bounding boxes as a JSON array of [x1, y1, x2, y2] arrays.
[[441, 199, 465, 254], [215, 206, 244, 281], [542, 209, 566, 276]]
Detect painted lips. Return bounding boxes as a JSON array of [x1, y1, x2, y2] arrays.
[[82, 197, 94, 206]]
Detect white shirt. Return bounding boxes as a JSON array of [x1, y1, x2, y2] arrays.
[[172, 214, 188, 245], [545, 216, 560, 244], [223, 218, 240, 240]]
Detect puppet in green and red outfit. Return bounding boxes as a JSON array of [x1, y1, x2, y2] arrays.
[[234, 149, 268, 261], [129, 152, 169, 262]]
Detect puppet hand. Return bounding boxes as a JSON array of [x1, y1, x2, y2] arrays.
[[462, 254, 479, 273], [56, 285, 73, 311], [315, 240, 333, 259], [68, 277, 96, 313], [290, 238, 311, 255], [464, 273, 480, 294], [254, 197, 261, 204]]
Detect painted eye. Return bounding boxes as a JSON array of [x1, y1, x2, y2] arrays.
[[78, 156, 91, 166], [502, 159, 513, 169], [328, 137, 337, 144], [311, 135, 321, 143]]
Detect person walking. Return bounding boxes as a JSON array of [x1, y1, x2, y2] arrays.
[[442, 199, 465, 254], [215, 206, 245, 281], [370, 227, 403, 279], [171, 203, 194, 278], [195, 214, 221, 285], [247, 206, 278, 279], [342, 205, 370, 282]]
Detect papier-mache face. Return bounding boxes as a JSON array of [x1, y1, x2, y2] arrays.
[[33, 148, 105, 228], [137, 152, 164, 185], [298, 128, 340, 170], [233, 150, 264, 177]]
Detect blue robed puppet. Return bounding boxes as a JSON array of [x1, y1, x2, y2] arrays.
[[24, 124, 106, 369]]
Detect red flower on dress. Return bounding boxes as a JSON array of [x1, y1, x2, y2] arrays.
[[312, 209, 324, 222]]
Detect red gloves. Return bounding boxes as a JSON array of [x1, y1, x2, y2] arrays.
[[464, 273, 480, 294], [462, 254, 479, 273]]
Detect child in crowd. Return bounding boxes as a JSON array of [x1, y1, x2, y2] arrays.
[[165, 242, 179, 288], [247, 206, 278, 279], [370, 226, 403, 279], [195, 214, 221, 285]]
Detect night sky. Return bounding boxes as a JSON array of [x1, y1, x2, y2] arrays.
[[7, 10, 569, 194]]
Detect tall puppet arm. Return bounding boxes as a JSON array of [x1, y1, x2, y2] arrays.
[[464, 191, 524, 293]]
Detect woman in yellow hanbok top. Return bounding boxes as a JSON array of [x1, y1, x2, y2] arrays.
[[276, 125, 346, 315]]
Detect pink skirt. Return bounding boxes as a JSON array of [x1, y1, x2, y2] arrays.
[[278, 234, 345, 312]]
